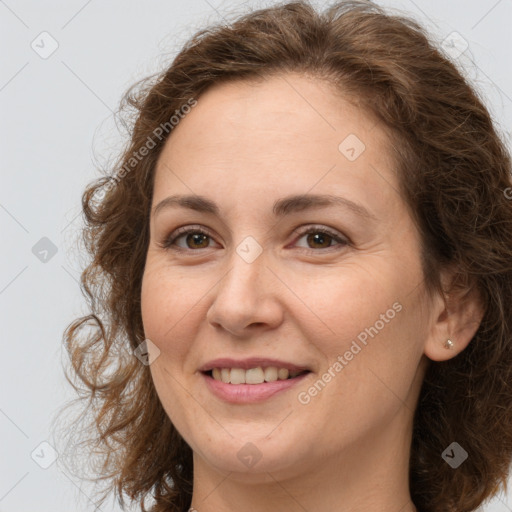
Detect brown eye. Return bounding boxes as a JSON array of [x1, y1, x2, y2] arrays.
[[161, 226, 216, 251], [294, 226, 348, 252], [160, 225, 348, 253], [181, 232, 210, 249], [304, 232, 334, 249]]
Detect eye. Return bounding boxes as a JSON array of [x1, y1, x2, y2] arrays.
[[159, 224, 349, 253], [292, 225, 349, 251], [160, 225, 217, 251]]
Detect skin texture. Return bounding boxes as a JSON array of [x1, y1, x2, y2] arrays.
[[140, 73, 482, 512]]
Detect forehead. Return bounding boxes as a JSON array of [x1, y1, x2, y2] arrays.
[[160, 72, 386, 154], [153, 72, 401, 219]]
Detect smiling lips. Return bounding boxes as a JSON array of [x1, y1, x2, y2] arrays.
[[199, 357, 312, 403], [210, 366, 307, 384]]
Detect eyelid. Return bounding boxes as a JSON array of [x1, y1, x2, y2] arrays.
[[159, 223, 350, 252], [159, 224, 218, 251], [290, 225, 349, 248]]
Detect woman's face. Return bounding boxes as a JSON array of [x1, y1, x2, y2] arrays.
[[141, 73, 436, 481]]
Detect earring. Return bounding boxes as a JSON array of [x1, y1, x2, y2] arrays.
[[444, 339, 455, 349]]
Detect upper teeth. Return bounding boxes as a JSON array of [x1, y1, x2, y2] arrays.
[[211, 367, 303, 384]]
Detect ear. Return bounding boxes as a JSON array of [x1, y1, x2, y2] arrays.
[[424, 267, 486, 362]]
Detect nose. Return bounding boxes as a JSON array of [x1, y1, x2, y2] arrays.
[[206, 247, 284, 337]]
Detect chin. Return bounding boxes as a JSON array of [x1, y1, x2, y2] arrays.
[[191, 430, 312, 479]]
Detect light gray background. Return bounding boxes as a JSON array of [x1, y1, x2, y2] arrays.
[[1, 1, 511, 511]]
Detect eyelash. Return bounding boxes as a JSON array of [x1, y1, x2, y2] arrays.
[[159, 224, 349, 254]]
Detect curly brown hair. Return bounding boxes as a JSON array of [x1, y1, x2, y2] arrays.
[[55, 1, 512, 511]]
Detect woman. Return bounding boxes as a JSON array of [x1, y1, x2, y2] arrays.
[[58, 1, 512, 511]]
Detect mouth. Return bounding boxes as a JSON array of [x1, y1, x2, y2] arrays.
[[203, 367, 311, 384], [200, 366, 312, 403]]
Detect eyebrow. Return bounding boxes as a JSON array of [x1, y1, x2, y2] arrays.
[[152, 193, 377, 221]]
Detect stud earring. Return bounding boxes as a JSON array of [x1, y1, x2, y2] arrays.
[[444, 339, 454, 349]]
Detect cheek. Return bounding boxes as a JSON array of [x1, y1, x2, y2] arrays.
[[141, 261, 193, 343], [293, 263, 426, 419], [141, 264, 197, 431], [294, 261, 399, 347], [140, 260, 213, 377], [141, 267, 166, 344]]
